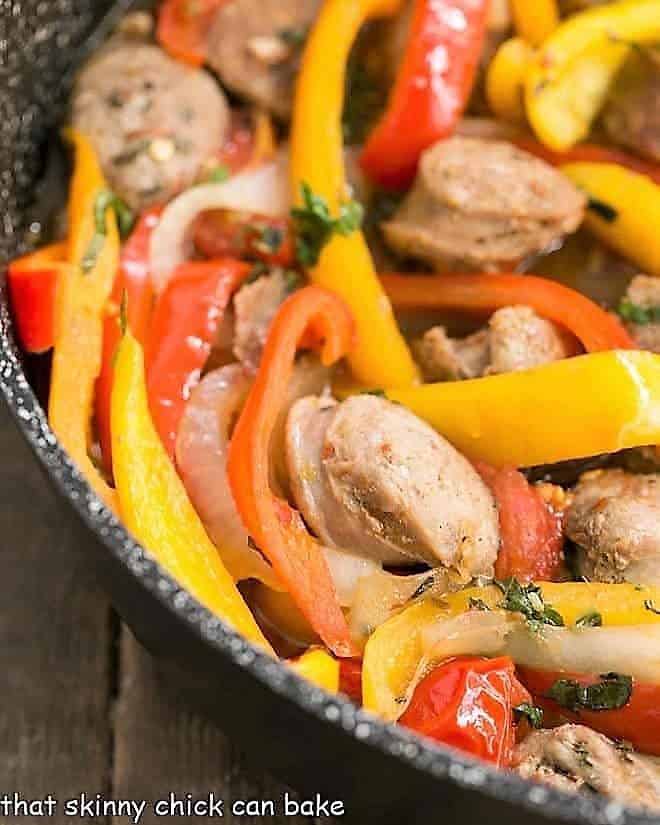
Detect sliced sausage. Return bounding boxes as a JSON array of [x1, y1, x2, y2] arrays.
[[603, 50, 660, 164], [383, 137, 585, 271], [232, 269, 296, 371], [513, 725, 660, 811], [285, 394, 500, 576], [72, 42, 229, 211], [565, 469, 660, 585], [414, 306, 571, 382], [622, 274, 660, 354], [207, 0, 322, 120]]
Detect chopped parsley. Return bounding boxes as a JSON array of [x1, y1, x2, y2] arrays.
[[644, 598, 660, 615], [468, 597, 491, 612], [207, 164, 230, 184], [575, 611, 603, 629], [253, 224, 284, 255], [514, 703, 544, 729], [82, 189, 134, 273], [283, 269, 302, 294], [409, 575, 436, 601], [587, 196, 618, 223], [617, 299, 660, 326], [495, 578, 564, 632], [361, 388, 387, 398], [548, 673, 632, 712], [291, 182, 364, 267], [278, 27, 308, 48]]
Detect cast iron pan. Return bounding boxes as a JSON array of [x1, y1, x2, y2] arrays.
[[1, 3, 655, 823]]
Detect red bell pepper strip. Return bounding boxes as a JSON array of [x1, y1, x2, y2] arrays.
[[227, 286, 357, 657], [192, 211, 295, 267], [156, 0, 228, 67], [476, 463, 565, 583], [400, 656, 531, 767], [518, 667, 660, 757], [146, 258, 250, 459], [514, 140, 660, 187], [381, 272, 635, 352], [360, 0, 489, 189], [96, 207, 161, 474], [339, 658, 363, 703], [7, 242, 67, 353]]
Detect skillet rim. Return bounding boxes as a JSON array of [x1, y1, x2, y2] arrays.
[[0, 4, 657, 822]]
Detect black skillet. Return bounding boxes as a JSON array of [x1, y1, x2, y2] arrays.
[[0, 2, 655, 823]]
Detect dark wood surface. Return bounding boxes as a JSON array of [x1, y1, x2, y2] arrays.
[[0, 400, 319, 824]]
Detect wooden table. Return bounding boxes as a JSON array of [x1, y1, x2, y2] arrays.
[[0, 400, 323, 824]]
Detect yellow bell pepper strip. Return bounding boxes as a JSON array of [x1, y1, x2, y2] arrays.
[[289, 0, 419, 388], [486, 37, 534, 123], [363, 583, 660, 721], [385, 350, 660, 468], [48, 130, 119, 510], [510, 0, 558, 47], [111, 328, 273, 654], [525, 0, 660, 151], [562, 162, 660, 277], [290, 649, 340, 693]]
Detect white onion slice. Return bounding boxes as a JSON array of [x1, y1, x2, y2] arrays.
[[176, 365, 282, 590], [322, 546, 380, 608], [150, 152, 290, 292]]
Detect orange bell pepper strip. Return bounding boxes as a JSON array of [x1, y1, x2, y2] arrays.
[[7, 242, 68, 353], [386, 350, 660, 468], [96, 207, 161, 475], [111, 328, 273, 653], [228, 286, 358, 657], [48, 130, 119, 510], [290, 0, 419, 389], [381, 272, 634, 352]]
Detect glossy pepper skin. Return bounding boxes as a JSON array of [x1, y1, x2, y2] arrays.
[[96, 207, 161, 475], [227, 286, 358, 657], [562, 162, 660, 278], [476, 464, 564, 583], [156, 0, 228, 67], [48, 130, 118, 510], [290, 649, 340, 693], [519, 668, 660, 757], [362, 583, 660, 722], [146, 258, 250, 459], [111, 328, 272, 653], [7, 242, 68, 353], [290, 0, 419, 389], [510, 0, 557, 46], [400, 656, 531, 767], [525, 1, 660, 151], [381, 272, 633, 352], [361, 0, 489, 190], [386, 351, 660, 468], [486, 37, 534, 124]]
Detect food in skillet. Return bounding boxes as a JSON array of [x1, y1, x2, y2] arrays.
[[11, 0, 660, 811]]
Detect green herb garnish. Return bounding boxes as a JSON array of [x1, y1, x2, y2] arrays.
[[361, 388, 387, 398], [468, 597, 490, 612], [587, 196, 618, 223], [409, 575, 435, 601], [207, 164, 230, 184], [254, 224, 284, 255], [575, 611, 603, 629], [278, 27, 308, 48], [291, 182, 364, 267], [82, 189, 134, 273], [514, 703, 544, 729], [617, 299, 660, 326], [548, 673, 632, 712], [283, 269, 302, 294], [495, 578, 564, 632]]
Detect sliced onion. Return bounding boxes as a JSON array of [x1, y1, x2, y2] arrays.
[[421, 611, 660, 688], [176, 364, 282, 589], [150, 151, 290, 292], [323, 546, 380, 608], [506, 624, 660, 685]]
